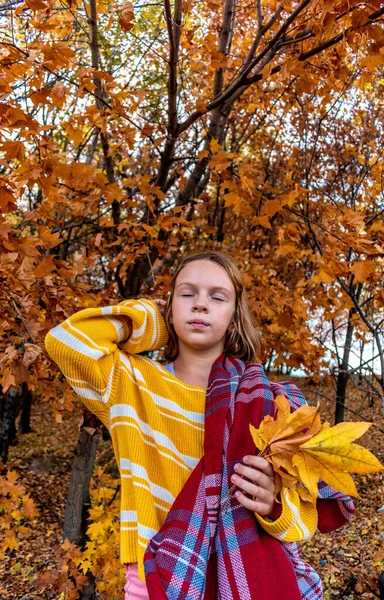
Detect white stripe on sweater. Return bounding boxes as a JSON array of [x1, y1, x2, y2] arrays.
[[276, 490, 310, 541], [49, 323, 105, 359], [121, 510, 138, 522], [111, 404, 200, 468], [120, 458, 175, 505], [110, 407, 199, 471], [69, 362, 116, 403]]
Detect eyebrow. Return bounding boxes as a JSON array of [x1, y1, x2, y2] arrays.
[[176, 282, 232, 294]]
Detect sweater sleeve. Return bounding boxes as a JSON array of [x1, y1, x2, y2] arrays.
[[255, 477, 355, 543], [45, 299, 168, 425], [255, 488, 318, 543]]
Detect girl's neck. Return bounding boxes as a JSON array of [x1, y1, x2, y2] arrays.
[[173, 345, 223, 389]]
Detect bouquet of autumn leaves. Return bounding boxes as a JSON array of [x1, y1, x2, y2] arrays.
[[249, 396, 383, 504]]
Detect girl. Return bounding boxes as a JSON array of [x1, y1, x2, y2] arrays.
[[45, 250, 354, 600]]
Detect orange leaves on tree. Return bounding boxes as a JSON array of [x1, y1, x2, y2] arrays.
[[69, 468, 125, 596], [350, 260, 376, 283], [118, 1, 135, 32], [0, 141, 25, 162], [0, 181, 17, 213], [34, 254, 58, 278], [24, 0, 49, 11], [249, 395, 384, 504]]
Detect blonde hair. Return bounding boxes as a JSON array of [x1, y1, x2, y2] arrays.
[[164, 250, 261, 363]]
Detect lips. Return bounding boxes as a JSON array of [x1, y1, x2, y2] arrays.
[[188, 319, 209, 326]]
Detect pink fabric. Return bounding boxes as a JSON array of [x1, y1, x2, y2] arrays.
[[124, 563, 149, 600]]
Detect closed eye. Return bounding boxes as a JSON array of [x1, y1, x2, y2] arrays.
[[212, 296, 225, 301]]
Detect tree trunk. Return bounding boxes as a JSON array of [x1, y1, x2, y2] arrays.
[[63, 428, 100, 599], [63, 430, 100, 545], [335, 309, 355, 424], [78, 575, 99, 600], [0, 386, 22, 464], [19, 382, 33, 434]]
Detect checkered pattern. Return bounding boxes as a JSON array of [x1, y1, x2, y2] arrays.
[[144, 355, 354, 599]]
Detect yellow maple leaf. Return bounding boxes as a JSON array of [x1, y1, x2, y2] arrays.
[[249, 395, 384, 504], [292, 452, 360, 501]]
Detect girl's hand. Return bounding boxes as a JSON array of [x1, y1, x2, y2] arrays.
[[153, 298, 166, 314], [231, 456, 281, 519]]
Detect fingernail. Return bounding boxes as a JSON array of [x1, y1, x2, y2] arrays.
[[234, 463, 240, 471], [235, 491, 241, 497], [231, 474, 237, 482], [243, 456, 249, 463]]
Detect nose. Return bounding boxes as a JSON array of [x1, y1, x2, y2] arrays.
[[192, 299, 208, 313]]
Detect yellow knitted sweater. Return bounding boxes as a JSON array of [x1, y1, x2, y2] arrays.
[[45, 299, 318, 582]]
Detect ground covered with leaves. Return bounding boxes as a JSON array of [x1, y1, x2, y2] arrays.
[[1, 379, 383, 600]]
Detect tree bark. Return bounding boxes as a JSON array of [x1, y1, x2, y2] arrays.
[[335, 308, 355, 424], [63, 427, 100, 599], [63, 430, 99, 545], [0, 386, 22, 464], [19, 382, 32, 434]]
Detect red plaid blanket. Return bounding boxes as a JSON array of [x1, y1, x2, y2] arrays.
[[144, 355, 354, 599]]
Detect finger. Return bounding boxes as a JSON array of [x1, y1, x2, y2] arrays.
[[231, 474, 273, 503], [235, 490, 272, 516], [154, 299, 166, 306], [233, 465, 275, 493], [231, 475, 266, 500], [243, 455, 274, 477]]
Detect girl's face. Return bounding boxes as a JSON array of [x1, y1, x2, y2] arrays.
[[171, 260, 236, 356]]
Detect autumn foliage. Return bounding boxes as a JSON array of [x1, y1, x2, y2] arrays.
[[1, 0, 384, 597]]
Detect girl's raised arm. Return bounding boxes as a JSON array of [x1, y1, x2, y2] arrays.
[[45, 299, 168, 425]]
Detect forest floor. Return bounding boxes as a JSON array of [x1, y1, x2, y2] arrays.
[[0, 377, 383, 600]]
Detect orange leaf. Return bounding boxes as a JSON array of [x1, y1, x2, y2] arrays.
[[22, 344, 42, 368], [252, 216, 271, 229], [39, 228, 62, 250], [0, 141, 25, 161], [261, 200, 282, 218], [118, 1, 134, 32], [34, 255, 57, 278], [0, 185, 17, 213], [25, 0, 48, 10], [209, 138, 221, 154], [350, 260, 376, 283]]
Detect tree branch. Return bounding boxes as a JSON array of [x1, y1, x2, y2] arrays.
[[88, 0, 119, 224], [213, 0, 236, 97], [179, 4, 384, 135]]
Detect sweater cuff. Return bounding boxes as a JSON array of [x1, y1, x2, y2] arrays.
[[255, 488, 318, 542], [255, 488, 295, 539]]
